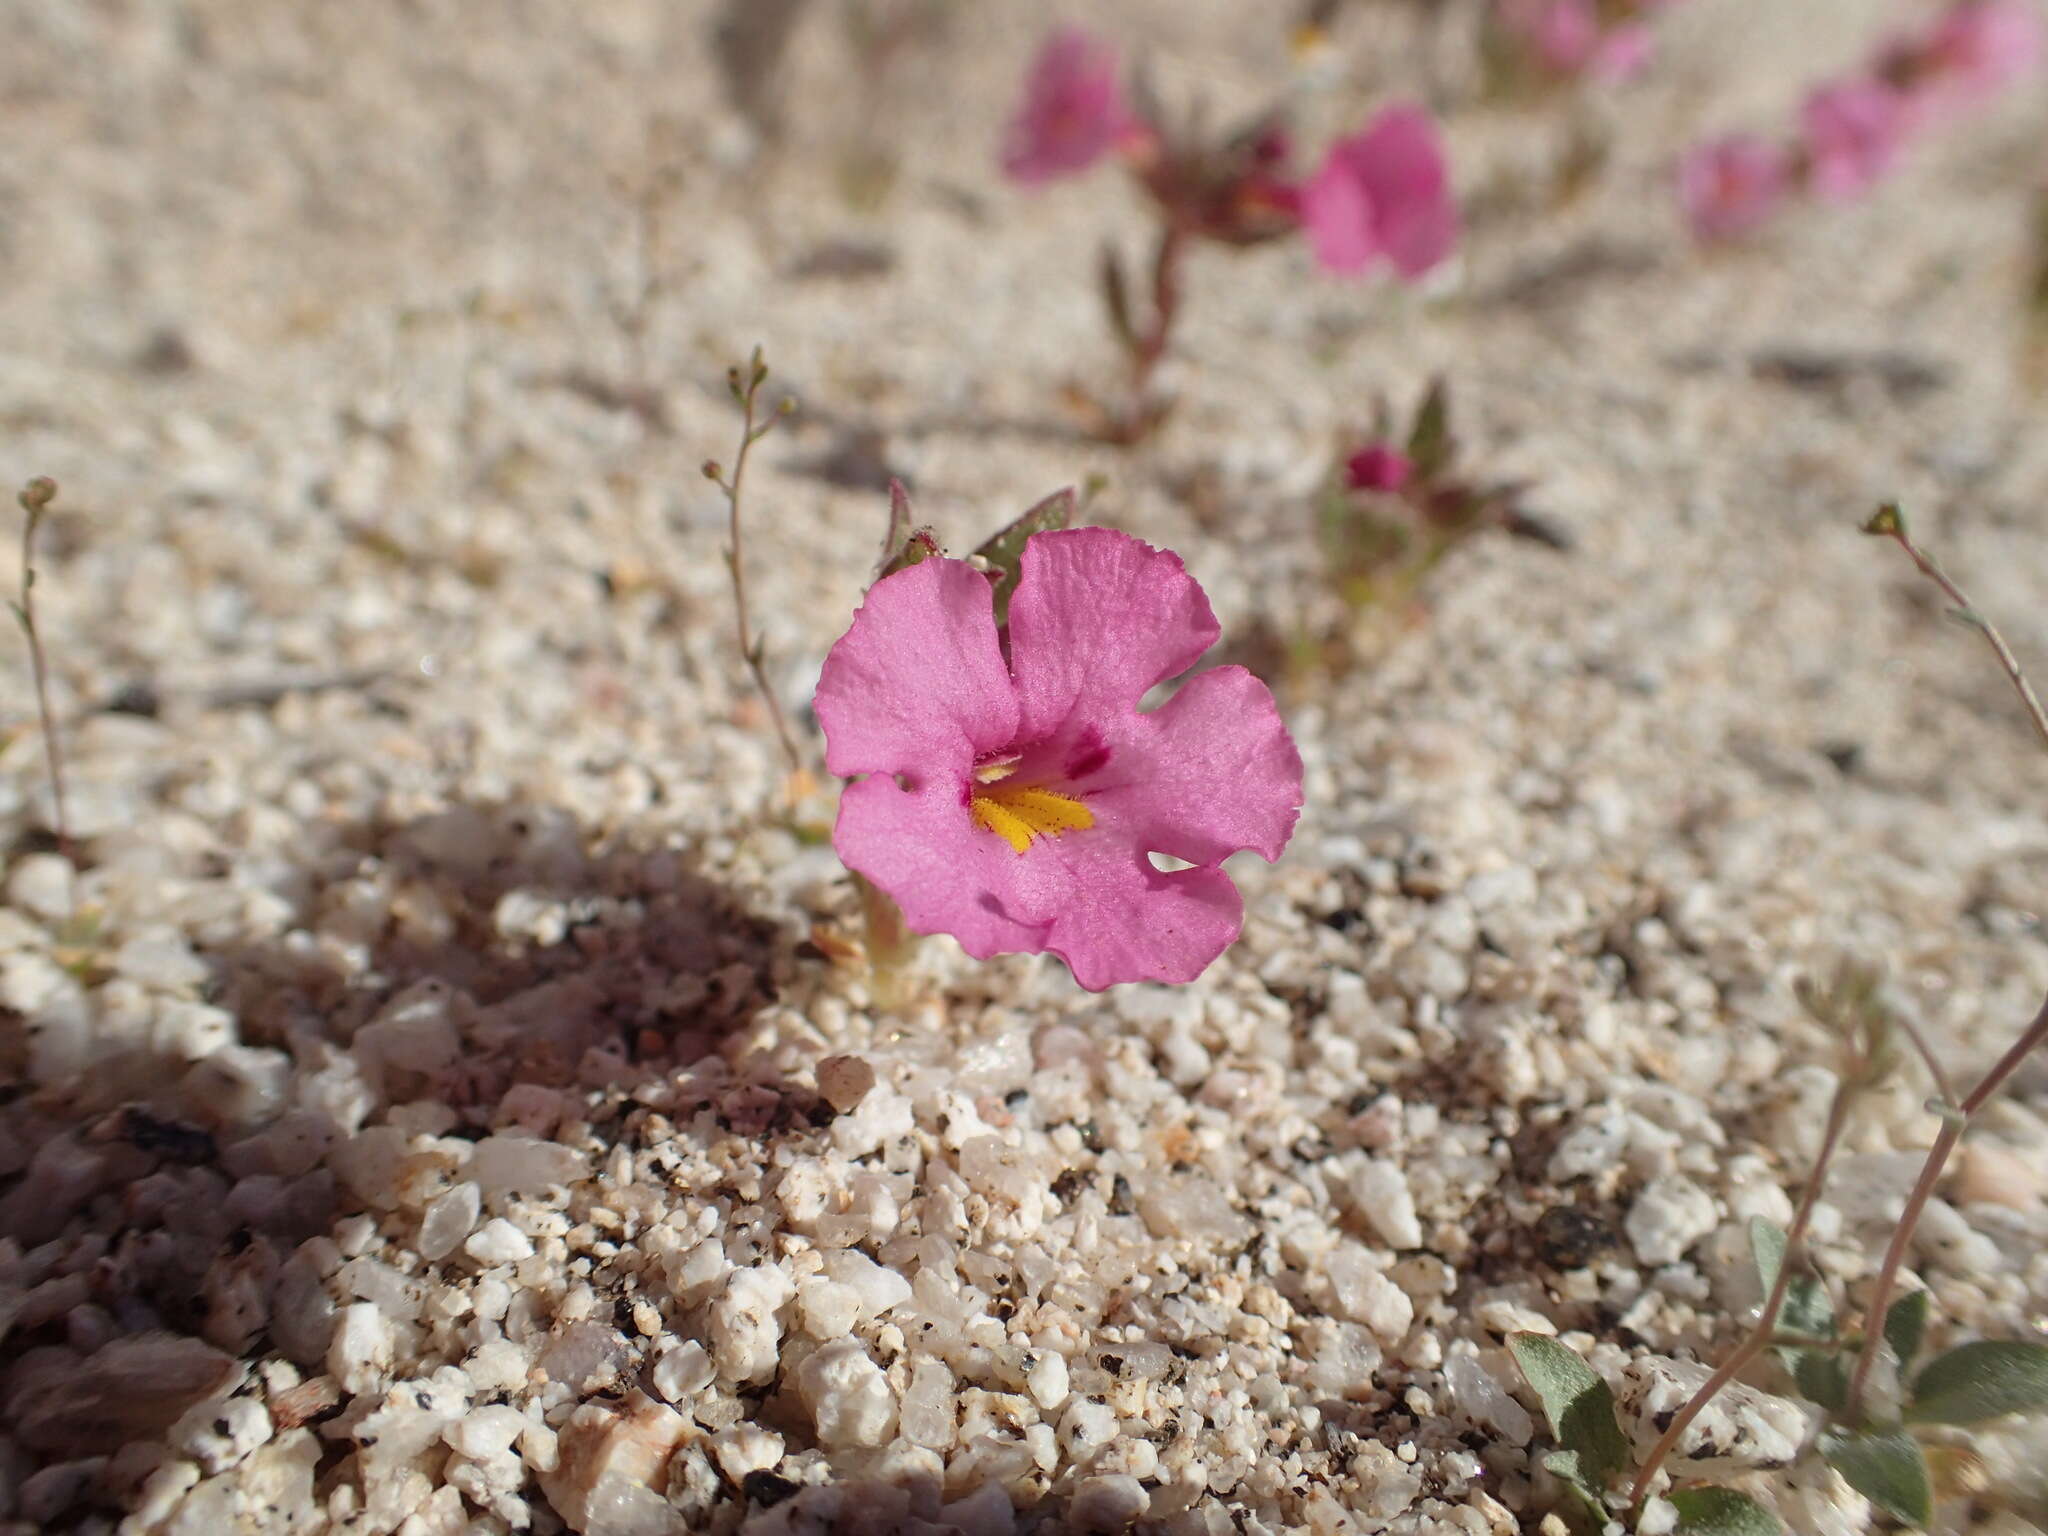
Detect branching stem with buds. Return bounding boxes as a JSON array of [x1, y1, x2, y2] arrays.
[[12, 477, 75, 918], [703, 348, 805, 780]]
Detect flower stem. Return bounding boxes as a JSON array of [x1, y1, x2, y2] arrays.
[[1833, 506, 2048, 1422], [12, 477, 75, 920], [1842, 993, 2048, 1421], [704, 348, 806, 783], [1105, 222, 1187, 443], [1628, 1082, 1854, 1510], [852, 870, 918, 1008]]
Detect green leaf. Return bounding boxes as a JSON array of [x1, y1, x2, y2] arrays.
[[1536, 1452, 1608, 1535], [1884, 1288, 1931, 1373], [1506, 1333, 1631, 1492], [974, 487, 1075, 629], [1820, 1427, 1931, 1526], [1790, 1348, 1849, 1414], [1749, 1218, 1835, 1343], [1099, 242, 1137, 355], [1404, 378, 1454, 483], [1666, 1486, 1783, 1536], [1907, 1339, 2048, 1425]]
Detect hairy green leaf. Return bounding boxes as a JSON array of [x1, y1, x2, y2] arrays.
[[1820, 1427, 1931, 1526], [1908, 1339, 2048, 1426], [1666, 1486, 1783, 1536], [1535, 1452, 1608, 1535], [877, 478, 913, 571], [1884, 1288, 1931, 1373], [1790, 1349, 1849, 1414], [1507, 1333, 1630, 1492], [1405, 378, 1453, 483], [1749, 1217, 1835, 1342], [974, 487, 1075, 628]]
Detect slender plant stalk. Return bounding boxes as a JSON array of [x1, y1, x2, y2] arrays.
[[1865, 502, 2048, 751], [1834, 506, 2048, 1420], [703, 348, 805, 780], [1104, 222, 1188, 444], [1132, 222, 1186, 395], [12, 477, 76, 918], [1842, 994, 2048, 1419], [1628, 1084, 1854, 1508]]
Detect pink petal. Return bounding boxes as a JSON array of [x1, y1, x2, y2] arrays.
[[813, 558, 1019, 780], [1350, 106, 1459, 278], [1006, 528, 1219, 748], [833, 775, 1246, 990], [1308, 106, 1458, 281], [1026, 837, 1246, 991], [1526, 0, 1602, 71], [1678, 134, 1788, 242], [1800, 79, 1906, 202], [1589, 23, 1655, 81], [1922, 0, 2043, 93], [1001, 29, 1132, 185], [832, 775, 1050, 961], [1086, 665, 1304, 866], [1299, 154, 1380, 274]]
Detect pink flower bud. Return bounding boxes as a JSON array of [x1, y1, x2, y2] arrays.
[[1678, 134, 1790, 242], [1345, 444, 1416, 493], [1800, 79, 1908, 203]]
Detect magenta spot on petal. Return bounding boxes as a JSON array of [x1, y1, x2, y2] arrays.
[[1065, 727, 1111, 780]]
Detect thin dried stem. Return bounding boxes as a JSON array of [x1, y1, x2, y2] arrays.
[[1843, 993, 2048, 1419], [704, 348, 805, 780], [1865, 502, 2048, 753], [1889, 1007, 1959, 1112], [1833, 505, 2048, 1421], [12, 477, 76, 917], [1629, 1083, 1854, 1508]]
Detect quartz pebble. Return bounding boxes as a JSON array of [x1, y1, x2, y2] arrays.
[[1627, 1174, 1720, 1267], [1618, 1357, 1812, 1471], [465, 1218, 535, 1265], [796, 1340, 897, 1447]]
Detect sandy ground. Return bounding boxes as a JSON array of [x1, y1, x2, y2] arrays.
[[3, 1, 2048, 1533]]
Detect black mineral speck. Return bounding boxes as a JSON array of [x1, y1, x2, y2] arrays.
[[743, 1470, 800, 1507]]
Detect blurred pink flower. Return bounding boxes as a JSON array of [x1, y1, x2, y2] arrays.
[[1498, 0, 1661, 78], [815, 528, 1302, 991], [1678, 134, 1790, 241], [1919, 0, 2043, 95], [1589, 23, 1656, 81], [1300, 105, 1459, 279], [1515, 0, 1602, 71], [1345, 444, 1415, 492], [1800, 79, 1908, 201], [1001, 29, 1136, 185]]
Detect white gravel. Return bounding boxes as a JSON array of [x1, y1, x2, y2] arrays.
[[2, 2, 2047, 1534]]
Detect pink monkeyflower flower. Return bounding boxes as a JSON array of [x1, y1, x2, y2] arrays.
[[815, 527, 1302, 991], [1345, 444, 1415, 493], [1589, 23, 1656, 81], [1512, 0, 1602, 72], [1919, 0, 2043, 96], [1800, 79, 1908, 202], [1300, 104, 1459, 280], [1678, 134, 1790, 242], [1001, 28, 1137, 185]]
